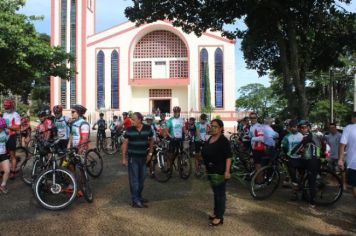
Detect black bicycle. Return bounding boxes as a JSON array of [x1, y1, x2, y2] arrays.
[[103, 130, 124, 155], [93, 128, 106, 153], [150, 137, 171, 183], [167, 138, 191, 179]]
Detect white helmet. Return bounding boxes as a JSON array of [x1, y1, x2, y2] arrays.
[[145, 114, 155, 121]]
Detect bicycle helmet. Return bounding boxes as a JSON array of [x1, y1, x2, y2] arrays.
[[122, 112, 128, 116], [113, 115, 118, 119], [53, 105, 63, 114], [288, 119, 298, 127], [0, 117, 7, 129], [99, 112, 104, 117], [145, 114, 154, 120], [71, 104, 87, 116], [38, 110, 47, 117], [173, 106, 181, 113], [298, 119, 310, 127], [189, 117, 196, 122], [3, 98, 14, 110], [200, 113, 207, 121]]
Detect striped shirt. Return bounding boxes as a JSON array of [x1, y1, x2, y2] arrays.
[[124, 124, 153, 158]]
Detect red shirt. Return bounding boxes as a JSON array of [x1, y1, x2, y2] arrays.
[[123, 117, 132, 129], [36, 119, 53, 140]]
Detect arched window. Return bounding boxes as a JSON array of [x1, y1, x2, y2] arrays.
[[111, 50, 119, 109], [200, 48, 208, 109], [215, 48, 223, 108], [97, 50, 105, 109]]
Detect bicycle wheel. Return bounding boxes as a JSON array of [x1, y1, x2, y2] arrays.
[[21, 157, 42, 185], [153, 152, 171, 183], [85, 149, 103, 177], [15, 147, 28, 172], [303, 169, 343, 206], [76, 166, 93, 203], [178, 151, 191, 179], [250, 165, 280, 200], [34, 168, 77, 210], [26, 138, 36, 155], [103, 137, 118, 155]]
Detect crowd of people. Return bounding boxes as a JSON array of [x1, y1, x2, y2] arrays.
[[0, 96, 356, 227]]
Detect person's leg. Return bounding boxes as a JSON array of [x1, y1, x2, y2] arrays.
[[0, 157, 10, 193], [128, 157, 140, 204], [138, 158, 147, 201], [211, 181, 226, 224], [305, 158, 321, 206], [347, 168, 356, 198]]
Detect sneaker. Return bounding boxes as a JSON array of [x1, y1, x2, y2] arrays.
[[0, 185, 8, 194]]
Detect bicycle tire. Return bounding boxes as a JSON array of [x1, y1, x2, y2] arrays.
[[250, 165, 280, 200], [15, 147, 28, 173], [21, 157, 42, 185], [153, 152, 171, 183], [85, 149, 103, 177], [303, 169, 343, 206], [76, 166, 93, 203], [26, 138, 36, 155], [178, 151, 191, 179], [34, 168, 77, 210], [102, 137, 119, 155]]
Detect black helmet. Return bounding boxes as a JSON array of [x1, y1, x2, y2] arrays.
[[38, 110, 47, 117], [99, 112, 104, 117], [200, 113, 207, 121], [173, 106, 181, 113], [113, 115, 118, 119], [288, 119, 298, 127], [298, 119, 310, 127], [71, 104, 87, 116], [122, 112, 128, 116], [53, 105, 63, 114]]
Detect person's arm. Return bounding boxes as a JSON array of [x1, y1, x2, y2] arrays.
[[146, 137, 154, 164], [121, 138, 128, 166], [338, 143, 346, 171], [225, 158, 232, 179]]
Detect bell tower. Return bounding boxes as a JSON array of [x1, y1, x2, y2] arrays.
[[50, 0, 96, 109]]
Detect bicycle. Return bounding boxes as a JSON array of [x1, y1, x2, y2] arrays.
[[102, 130, 124, 155], [33, 138, 77, 210], [93, 128, 106, 153], [167, 138, 192, 179], [150, 137, 171, 183], [250, 153, 343, 206]]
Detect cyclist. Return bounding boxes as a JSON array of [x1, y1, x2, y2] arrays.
[[67, 105, 90, 154], [290, 120, 324, 207], [20, 112, 31, 147], [262, 117, 279, 165], [166, 106, 187, 155], [93, 112, 107, 140], [0, 117, 10, 193], [122, 112, 132, 130], [2, 98, 21, 179], [145, 114, 157, 141], [157, 113, 167, 138], [249, 112, 265, 174], [195, 114, 210, 175], [36, 110, 54, 141], [109, 115, 122, 137], [53, 105, 71, 152]]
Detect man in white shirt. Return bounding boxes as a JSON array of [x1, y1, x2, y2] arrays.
[[325, 123, 341, 171], [339, 112, 356, 198]]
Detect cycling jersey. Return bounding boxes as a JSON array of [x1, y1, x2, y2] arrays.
[[196, 122, 209, 141], [281, 132, 303, 158], [0, 131, 9, 155], [249, 123, 265, 151], [188, 123, 197, 139], [123, 117, 132, 129], [71, 118, 90, 147], [37, 119, 54, 140], [3, 111, 21, 136], [96, 119, 107, 130], [54, 115, 70, 140], [166, 117, 184, 139], [110, 120, 121, 132]]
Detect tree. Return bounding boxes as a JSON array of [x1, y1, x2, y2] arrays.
[[0, 0, 74, 97], [202, 62, 212, 113], [125, 0, 356, 118]]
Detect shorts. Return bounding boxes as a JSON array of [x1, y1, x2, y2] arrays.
[[252, 150, 265, 164], [0, 154, 10, 162], [6, 135, 17, 151], [347, 168, 356, 187]]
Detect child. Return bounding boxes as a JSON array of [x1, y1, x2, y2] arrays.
[[0, 117, 10, 194]]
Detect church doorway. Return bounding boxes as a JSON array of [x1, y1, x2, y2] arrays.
[[151, 99, 171, 115]]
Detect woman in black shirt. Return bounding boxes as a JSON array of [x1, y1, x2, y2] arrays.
[[202, 119, 232, 226]]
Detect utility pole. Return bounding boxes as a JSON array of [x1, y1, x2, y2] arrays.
[[330, 69, 334, 122]]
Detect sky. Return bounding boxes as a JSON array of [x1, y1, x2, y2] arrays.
[[19, 0, 356, 97]]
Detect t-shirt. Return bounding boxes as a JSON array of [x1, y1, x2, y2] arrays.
[[325, 132, 342, 160], [124, 124, 153, 158], [249, 123, 265, 151], [281, 132, 304, 158], [123, 117, 132, 129], [71, 118, 90, 147], [196, 122, 209, 141], [167, 117, 184, 139], [0, 131, 9, 155], [54, 115, 70, 140], [340, 124, 356, 170], [202, 135, 232, 175], [3, 111, 21, 136]]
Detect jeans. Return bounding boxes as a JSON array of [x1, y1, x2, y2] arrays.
[[128, 157, 147, 203], [212, 181, 226, 220]]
